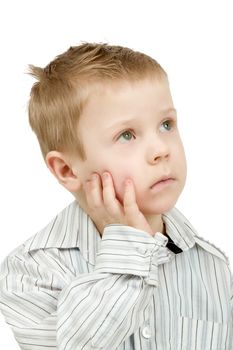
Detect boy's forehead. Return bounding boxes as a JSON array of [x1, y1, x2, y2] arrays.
[[79, 76, 173, 126], [82, 75, 168, 105]]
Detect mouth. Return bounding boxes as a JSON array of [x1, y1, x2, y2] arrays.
[[150, 176, 175, 191]]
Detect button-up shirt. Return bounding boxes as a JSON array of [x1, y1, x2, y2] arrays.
[[0, 200, 232, 349]]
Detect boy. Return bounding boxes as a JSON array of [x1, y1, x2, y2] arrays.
[[0, 43, 232, 350]]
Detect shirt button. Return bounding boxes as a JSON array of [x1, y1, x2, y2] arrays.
[[142, 326, 152, 339], [136, 247, 148, 255]]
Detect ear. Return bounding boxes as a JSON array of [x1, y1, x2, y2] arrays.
[[45, 151, 82, 192]]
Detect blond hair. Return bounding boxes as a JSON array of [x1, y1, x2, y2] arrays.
[[28, 42, 167, 160]]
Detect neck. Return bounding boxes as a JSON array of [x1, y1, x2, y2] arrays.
[[145, 214, 166, 236]]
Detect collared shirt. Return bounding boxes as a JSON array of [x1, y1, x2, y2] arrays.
[[0, 200, 232, 349]]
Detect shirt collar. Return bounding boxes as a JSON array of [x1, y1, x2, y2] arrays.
[[23, 200, 227, 265], [24, 200, 101, 265]]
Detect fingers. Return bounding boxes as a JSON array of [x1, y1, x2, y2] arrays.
[[84, 172, 123, 219], [85, 173, 138, 220], [102, 172, 124, 218], [84, 172, 153, 235], [124, 179, 154, 235], [84, 173, 103, 209], [123, 179, 139, 217]]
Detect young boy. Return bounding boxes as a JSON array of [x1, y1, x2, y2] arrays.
[[0, 43, 232, 350]]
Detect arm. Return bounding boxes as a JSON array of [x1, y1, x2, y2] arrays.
[[58, 225, 170, 349], [1, 172, 168, 349], [230, 270, 233, 324], [0, 226, 170, 350]]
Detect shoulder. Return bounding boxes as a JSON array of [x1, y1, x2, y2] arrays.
[[1, 201, 80, 264], [172, 207, 230, 265], [23, 200, 80, 253], [194, 233, 230, 265]]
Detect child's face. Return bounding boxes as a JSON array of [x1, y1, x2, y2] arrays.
[[73, 77, 187, 215]]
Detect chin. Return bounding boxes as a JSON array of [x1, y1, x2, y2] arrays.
[[141, 205, 174, 216], [139, 196, 179, 215]]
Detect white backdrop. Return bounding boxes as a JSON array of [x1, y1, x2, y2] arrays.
[[0, 0, 232, 347]]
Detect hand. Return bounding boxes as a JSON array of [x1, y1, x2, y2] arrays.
[[84, 172, 154, 236]]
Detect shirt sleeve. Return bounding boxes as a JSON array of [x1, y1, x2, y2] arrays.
[[0, 225, 171, 350], [230, 270, 233, 323]]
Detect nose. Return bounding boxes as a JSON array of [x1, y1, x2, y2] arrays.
[[146, 134, 170, 165]]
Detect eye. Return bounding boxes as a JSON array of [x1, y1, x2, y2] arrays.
[[160, 119, 175, 132], [116, 119, 175, 143], [117, 130, 135, 143]]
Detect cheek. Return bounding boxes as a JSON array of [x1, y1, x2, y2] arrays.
[[178, 145, 187, 175]]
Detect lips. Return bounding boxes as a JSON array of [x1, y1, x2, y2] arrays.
[[150, 175, 174, 188]]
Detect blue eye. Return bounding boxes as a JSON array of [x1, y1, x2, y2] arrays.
[[117, 120, 175, 143], [118, 130, 135, 143], [160, 120, 173, 132]]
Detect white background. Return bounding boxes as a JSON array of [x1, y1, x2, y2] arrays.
[[0, 0, 232, 347]]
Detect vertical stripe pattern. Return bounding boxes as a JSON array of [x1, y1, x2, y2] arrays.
[[0, 200, 232, 349]]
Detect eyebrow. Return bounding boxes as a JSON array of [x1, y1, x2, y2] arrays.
[[106, 107, 177, 130]]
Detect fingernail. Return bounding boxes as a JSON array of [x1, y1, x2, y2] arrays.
[[102, 172, 108, 180], [125, 179, 131, 186], [84, 180, 90, 189], [91, 174, 97, 180]]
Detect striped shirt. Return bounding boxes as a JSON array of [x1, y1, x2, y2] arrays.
[[0, 200, 232, 349]]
